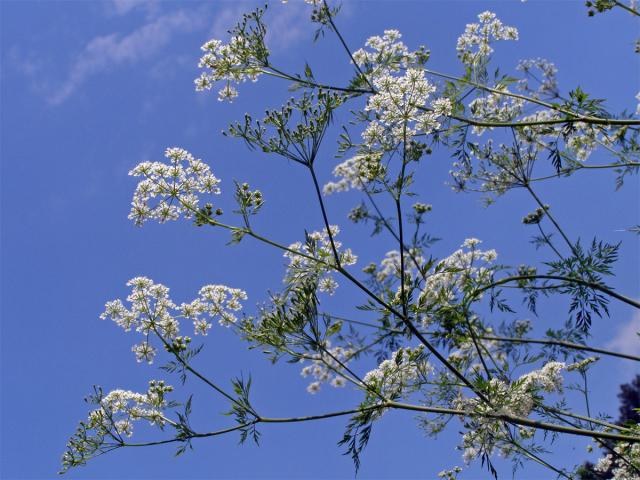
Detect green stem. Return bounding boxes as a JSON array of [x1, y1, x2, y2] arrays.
[[472, 274, 640, 310]]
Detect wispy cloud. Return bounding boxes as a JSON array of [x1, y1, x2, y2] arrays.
[[14, 2, 324, 106], [49, 9, 206, 105], [607, 311, 640, 357], [109, 0, 154, 16], [266, 3, 308, 50]]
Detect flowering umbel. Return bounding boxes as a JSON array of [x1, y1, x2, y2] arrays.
[[100, 277, 247, 363], [129, 148, 220, 226]]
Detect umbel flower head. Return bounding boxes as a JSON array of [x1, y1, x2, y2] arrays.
[[194, 8, 269, 102], [456, 11, 518, 65], [352, 29, 430, 80], [363, 345, 433, 400], [300, 340, 354, 394], [364, 68, 452, 143], [128, 148, 220, 226], [284, 225, 357, 295], [456, 361, 567, 464], [60, 380, 174, 473], [100, 277, 247, 364]]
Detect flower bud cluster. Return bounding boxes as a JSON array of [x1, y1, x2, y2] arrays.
[[566, 356, 600, 372], [61, 380, 174, 472], [166, 336, 191, 353], [412, 202, 432, 214], [447, 334, 509, 376], [522, 205, 550, 225], [237, 182, 263, 209]]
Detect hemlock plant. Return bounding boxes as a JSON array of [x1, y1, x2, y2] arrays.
[[61, 2, 640, 478]]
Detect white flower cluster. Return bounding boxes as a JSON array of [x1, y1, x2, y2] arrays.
[[519, 116, 601, 163], [516, 109, 561, 151], [457, 361, 566, 463], [593, 440, 640, 480], [284, 226, 357, 295], [456, 11, 518, 65], [518, 361, 566, 394], [323, 152, 385, 195], [100, 277, 247, 363], [195, 36, 265, 102], [363, 346, 433, 399], [437, 466, 463, 480], [517, 58, 559, 98], [301, 341, 353, 394], [449, 140, 522, 195], [180, 284, 248, 333], [87, 380, 173, 438], [129, 148, 220, 227], [365, 68, 452, 143], [352, 29, 426, 80], [376, 249, 426, 283], [468, 88, 525, 135], [453, 101, 606, 195], [448, 333, 510, 376], [565, 121, 599, 161], [418, 238, 498, 313], [531, 116, 601, 162]]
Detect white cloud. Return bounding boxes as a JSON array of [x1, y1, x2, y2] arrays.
[[19, 1, 332, 106], [266, 3, 307, 49], [107, 0, 158, 17], [49, 9, 206, 105], [209, 3, 249, 39], [607, 311, 640, 357]]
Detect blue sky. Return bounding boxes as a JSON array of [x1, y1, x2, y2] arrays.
[[1, 1, 639, 479]]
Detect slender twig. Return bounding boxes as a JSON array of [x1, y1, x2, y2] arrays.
[[122, 399, 640, 451], [387, 401, 640, 443], [614, 0, 640, 16], [471, 274, 640, 310], [319, 313, 640, 361], [309, 164, 341, 265], [322, 0, 375, 91], [536, 223, 564, 260], [479, 335, 640, 362]]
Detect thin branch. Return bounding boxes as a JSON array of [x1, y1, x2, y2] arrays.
[[480, 335, 640, 362], [471, 274, 640, 310]]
